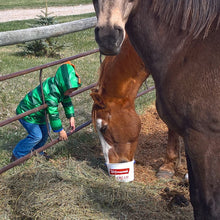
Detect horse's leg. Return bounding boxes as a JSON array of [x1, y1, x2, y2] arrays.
[[184, 129, 220, 220], [157, 128, 180, 178]]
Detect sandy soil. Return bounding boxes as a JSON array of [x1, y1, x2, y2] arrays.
[[135, 105, 187, 184], [0, 4, 94, 23]]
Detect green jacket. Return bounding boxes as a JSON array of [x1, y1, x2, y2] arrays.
[[16, 62, 81, 132]]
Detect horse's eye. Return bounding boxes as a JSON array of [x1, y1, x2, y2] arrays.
[[100, 124, 108, 134]]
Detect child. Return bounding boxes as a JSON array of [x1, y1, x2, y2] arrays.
[[11, 61, 81, 162]]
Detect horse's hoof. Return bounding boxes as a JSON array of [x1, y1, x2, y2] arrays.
[[169, 193, 189, 207], [156, 170, 174, 179]]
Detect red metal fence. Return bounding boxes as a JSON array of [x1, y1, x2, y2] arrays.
[[0, 48, 155, 174]]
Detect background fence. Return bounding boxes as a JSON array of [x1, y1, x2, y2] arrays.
[[0, 17, 97, 46], [0, 16, 155, 174]]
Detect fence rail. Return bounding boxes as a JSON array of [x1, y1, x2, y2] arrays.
[[0, 85, 154, 175], [0, 120, 92, 175], [0, 17, 97, 46], [0, 20, 155, 173], [0, 48, 99, 81], [0, 48, 100, 174]]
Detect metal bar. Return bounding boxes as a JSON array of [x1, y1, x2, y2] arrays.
[[0, 84, 154, 128], [0, 35, 156, 176], [69, 82, 97, 97], [0, 104, 48, 127], [0, 86, 156, 174], [0, 120, 92, 175], [39, 69, 52, 141], [136, 86, 155, 98], [0, 49, 99, 81]]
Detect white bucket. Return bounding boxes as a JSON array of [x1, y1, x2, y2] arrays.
[[106, 160, 135, 182]]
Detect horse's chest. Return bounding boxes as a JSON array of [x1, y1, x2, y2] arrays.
[[156, 70, 220, 135]]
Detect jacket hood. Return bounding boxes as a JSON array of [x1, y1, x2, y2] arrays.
[[54, 61, 81, 94]]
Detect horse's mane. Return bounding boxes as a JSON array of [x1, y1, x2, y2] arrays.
[[151, 0, 220, 38]]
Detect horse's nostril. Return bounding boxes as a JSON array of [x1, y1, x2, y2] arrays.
[[114, 26, 123, 35], [95, 27, 100, 35]]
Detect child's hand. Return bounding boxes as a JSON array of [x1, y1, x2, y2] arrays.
[[59, 129, 68, 141], [69, 117, 75, 132]]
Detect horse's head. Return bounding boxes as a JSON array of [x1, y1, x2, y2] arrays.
[[93, 0, 138, 55], [91, 91, 141, 164]]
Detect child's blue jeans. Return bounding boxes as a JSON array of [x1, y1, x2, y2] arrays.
[[13, 119, 50, 159]]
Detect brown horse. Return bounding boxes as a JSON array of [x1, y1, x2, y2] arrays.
[[93, 0, 220, 219], [91, 36, 181, 178]]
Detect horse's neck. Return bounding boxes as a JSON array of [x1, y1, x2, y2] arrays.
[[99, 40, 147, 99], [128, 0, 220, 85], [127, 1, 191, 85]]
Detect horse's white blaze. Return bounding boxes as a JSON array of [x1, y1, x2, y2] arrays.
[[96, 118, 112, 164]]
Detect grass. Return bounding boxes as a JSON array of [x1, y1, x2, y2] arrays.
[[0, 0, 92, 10]]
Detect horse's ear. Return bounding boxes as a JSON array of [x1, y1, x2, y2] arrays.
[[90, 91, 106, 109]]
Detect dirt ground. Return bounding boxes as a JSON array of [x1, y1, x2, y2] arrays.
[[131, 105, 192, 216], [133, 105, 187, 184]]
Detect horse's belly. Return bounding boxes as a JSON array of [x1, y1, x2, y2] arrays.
[[156, 93, 220, 139]]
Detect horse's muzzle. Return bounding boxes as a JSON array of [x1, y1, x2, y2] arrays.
[[95, 25, 124, 55]]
